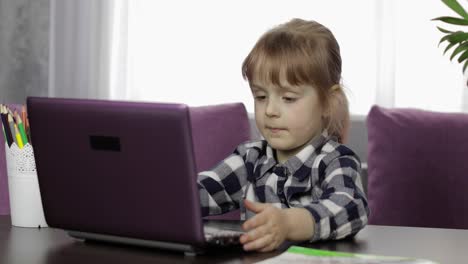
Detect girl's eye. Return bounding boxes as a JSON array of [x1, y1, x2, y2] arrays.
[[283, 97, 297, 103], [255, 96, 266, 101]]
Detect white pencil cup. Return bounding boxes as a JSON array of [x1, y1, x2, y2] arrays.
[[5, 142, 48, 228]]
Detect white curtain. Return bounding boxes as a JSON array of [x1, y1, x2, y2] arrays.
[[122, 0, 379, 115], [49, 0, 126, 99], [50, 0, 468, 115], [375, 0, 396, 108]]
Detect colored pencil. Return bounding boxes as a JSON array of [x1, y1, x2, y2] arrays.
[[8, 114, 18, 146], [15, 113, 28, 145], [14, 124, 23, 148], [0, 107, 13, 146], [21, 106, 27, 126]]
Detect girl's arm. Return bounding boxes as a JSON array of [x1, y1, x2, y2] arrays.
[[240, 153, 368, 252], [303, 154, 369, 242], [197, 141, 260, 216]]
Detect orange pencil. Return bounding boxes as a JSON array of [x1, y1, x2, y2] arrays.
[[21, 106, 27, 125]]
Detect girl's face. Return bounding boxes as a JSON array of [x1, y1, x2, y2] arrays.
[[252, 78, 325, 164]]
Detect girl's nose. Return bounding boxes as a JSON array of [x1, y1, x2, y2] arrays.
[[265, 99, 280, 118]]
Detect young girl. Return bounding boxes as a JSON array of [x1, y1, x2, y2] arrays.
[[197, 18, 369, 252]]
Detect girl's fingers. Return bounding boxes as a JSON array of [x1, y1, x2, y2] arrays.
[[243, 210, 268, 231], [243, 233, 274, 251], [257, 242, 277, 253], [240, 224, 269, 244], [243, 199, 268, 213]]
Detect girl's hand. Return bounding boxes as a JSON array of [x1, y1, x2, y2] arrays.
[[239, 199, 288, 252]]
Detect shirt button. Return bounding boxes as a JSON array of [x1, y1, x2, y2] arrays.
[[280, 197, 286, 203]]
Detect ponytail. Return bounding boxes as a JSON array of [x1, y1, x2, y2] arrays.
[[324, 85, 349, 144]]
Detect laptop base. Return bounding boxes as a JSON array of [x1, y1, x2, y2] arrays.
[[67, 230, 205, 255]]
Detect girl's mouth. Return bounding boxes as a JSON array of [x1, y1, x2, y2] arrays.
[[267, 127, 286, 133]]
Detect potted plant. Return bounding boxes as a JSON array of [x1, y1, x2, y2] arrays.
[[433, 0, 468, 73]]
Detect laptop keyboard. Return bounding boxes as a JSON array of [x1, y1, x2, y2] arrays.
[[203, 224, 244, 246]]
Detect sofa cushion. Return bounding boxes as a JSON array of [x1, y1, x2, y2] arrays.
[[189, 103, 250, 172], [190, 103, 250, 221], [367, 105, 468, 229]]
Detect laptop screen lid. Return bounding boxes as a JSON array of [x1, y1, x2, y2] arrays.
[[27, 97, 205, 248]]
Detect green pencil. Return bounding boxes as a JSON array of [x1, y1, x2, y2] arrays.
[[15, 113, 28, 145]]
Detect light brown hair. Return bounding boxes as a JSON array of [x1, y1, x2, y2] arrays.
[[242, 18, 349, 143]]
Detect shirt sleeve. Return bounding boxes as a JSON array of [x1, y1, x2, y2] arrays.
[[304, 153, 370, 242], [197, 143, 251, 217]]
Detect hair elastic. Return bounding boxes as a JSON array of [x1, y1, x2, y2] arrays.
[[330, 84, 340, 92]]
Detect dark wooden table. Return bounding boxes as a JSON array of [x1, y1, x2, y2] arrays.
[[0, 215, 467, 263]]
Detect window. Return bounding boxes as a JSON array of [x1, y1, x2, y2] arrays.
[[115, 0, 466, 114], [125, 0, 377, 115]]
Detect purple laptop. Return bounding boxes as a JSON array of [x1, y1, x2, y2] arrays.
[[27, 97, 244, 255]]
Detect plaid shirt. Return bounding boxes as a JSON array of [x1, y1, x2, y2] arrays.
[[197, 132, 369, 242]]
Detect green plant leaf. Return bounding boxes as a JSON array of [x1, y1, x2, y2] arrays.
[[439, 31, 468, 46], [457, 49, 468, 62], [450, 42, 468, 60], [437, 26, 453, 33], [442, 0, 468, 20], [444, 41, 457, 54], [432, 16, 468, 25], [439, 34, 453, 46], [450, 32, 468, 43]]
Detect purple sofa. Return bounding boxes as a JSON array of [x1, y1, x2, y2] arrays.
[[190, 103, 250, 220], [367, 105, 468, 229], [189, 103, 250, 173], [0, 102, 251, 218]]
